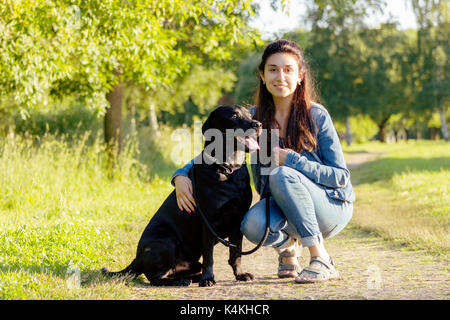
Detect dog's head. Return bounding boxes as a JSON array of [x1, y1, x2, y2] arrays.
[[202, 105, 262, 153]]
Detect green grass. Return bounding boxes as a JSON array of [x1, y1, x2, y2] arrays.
[[0, 130, 448, 299], [0, 129, 177, 299], [345, 140, 449, 257]]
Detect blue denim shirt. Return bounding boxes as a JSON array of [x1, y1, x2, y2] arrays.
[[171, 103, 355, 203]]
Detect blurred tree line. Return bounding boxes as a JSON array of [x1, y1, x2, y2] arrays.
[[0, 0, 448, 152], [236, 0, 449, 143], [0, 0, 261, 157]]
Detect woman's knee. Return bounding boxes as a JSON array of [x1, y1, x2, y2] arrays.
[[269, 166, 297, 189], [240, 209, 267, 244], [269, 166, 311, 202], [321, 204, 353, 239]]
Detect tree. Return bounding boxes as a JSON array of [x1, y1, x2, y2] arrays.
[[0, 0, 260, 155], [355, 24, 413, 142], [233, 52, 262, 106], [304, 0, 385, 145], [146, 65, 237, 127], [411, 0, 449, 140]]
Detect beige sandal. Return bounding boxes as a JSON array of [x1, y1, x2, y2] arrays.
[[295, 256, 340, 283]]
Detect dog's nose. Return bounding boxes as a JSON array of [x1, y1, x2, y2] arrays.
[[252, 121, 262, 130]]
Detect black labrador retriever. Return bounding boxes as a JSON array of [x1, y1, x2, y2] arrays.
[[102, 106, 262, 286]]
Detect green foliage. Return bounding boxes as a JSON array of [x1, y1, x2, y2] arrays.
[[234, 52, 261, 105], [13, 102, 101, 138], [335, 114, 378, 143], [157, 66, 237, 115], [355, 23, 413, 126], [0, 0, 260, 116], [410, 0, 449, 111]]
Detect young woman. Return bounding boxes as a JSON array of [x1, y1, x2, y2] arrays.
[[172, 40, 355, 283]]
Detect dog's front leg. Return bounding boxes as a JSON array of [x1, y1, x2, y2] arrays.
[[199, 226, 216, 287], [228, 227, 254, 282]]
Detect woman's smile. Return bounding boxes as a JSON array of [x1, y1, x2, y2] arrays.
[[274, 83, 288, 90]]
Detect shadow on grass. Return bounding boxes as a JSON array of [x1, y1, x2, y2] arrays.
[[0, 264, 141, 289], [351, 156, 450, 185], [81, 268, 139, 286]]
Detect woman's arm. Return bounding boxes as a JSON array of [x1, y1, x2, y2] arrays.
[[282, 108, 350, 189]]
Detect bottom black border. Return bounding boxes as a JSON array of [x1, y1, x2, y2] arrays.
[[0, 300, 444, 318]]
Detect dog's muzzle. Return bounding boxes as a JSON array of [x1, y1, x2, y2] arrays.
[[235, 121, 261, 152]]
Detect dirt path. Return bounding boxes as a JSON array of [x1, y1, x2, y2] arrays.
[[131, 152, 449, 300], [344, 151, 382, 169]]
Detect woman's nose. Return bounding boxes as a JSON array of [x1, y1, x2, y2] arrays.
[[277, 70, 286, 80]]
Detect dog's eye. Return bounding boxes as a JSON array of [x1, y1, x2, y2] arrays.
[[231, 114, 239, 119]]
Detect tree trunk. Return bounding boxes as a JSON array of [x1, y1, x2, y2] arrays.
[[404, 129, 410, 141], [184, 101, 190, 125], [345, 116, 352, 146], [128, 96, 136, 134], [378, 123, 387, 143], [183, 97, 195, 126], [148, 99, 160, 138], [392, 130, 398, 143], [377, 116, 391, 143], [105, 81, 124, 156], [439, 104, 448, 141], [437, 65, 448, 141]]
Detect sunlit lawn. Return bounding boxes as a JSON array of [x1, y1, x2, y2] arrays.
[[344, 140, 449, 257]]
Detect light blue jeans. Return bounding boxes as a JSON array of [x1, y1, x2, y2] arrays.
[[240, 166, 353, 248]]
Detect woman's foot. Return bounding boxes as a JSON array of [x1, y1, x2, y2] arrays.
[[294, 256, 340, 283], [276, 238, 301, 278], [278, 255, 300, 278]]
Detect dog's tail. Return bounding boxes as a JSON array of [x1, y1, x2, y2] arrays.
[[101, 259, 140, 279]]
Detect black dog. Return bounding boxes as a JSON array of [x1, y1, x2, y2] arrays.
[[102, 106, 262, 286]]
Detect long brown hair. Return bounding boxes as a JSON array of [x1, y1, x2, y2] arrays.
[[254, 40, 319, 153]]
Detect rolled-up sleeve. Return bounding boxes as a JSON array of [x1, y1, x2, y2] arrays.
[[170, 158, 194, 186]]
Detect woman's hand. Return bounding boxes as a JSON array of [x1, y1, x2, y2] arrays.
[[173, 175, 196, 214], [273, 146, 292, 166]]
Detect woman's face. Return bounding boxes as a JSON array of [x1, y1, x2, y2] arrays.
[[260, 52, 302, 99]]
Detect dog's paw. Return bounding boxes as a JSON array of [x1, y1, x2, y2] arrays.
[[199, 278, 216, 287], [178, 279, 192, 287], [236, 272, 254, 281]]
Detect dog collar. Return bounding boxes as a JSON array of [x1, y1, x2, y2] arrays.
[[201, 151, 239, 175]]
